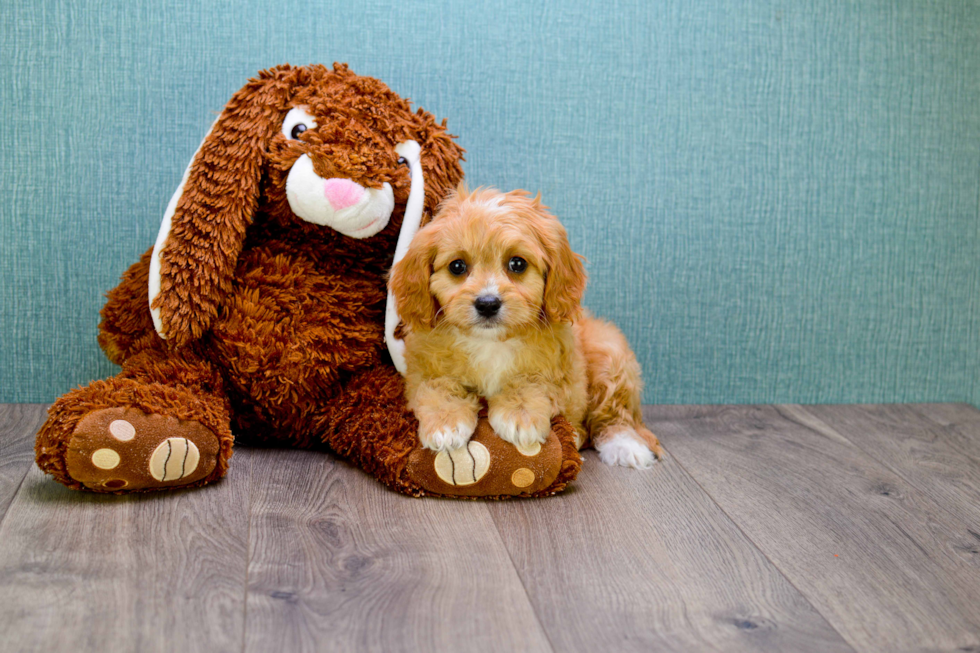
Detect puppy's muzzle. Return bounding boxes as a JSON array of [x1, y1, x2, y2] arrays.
[[474, 295, 502, 319]]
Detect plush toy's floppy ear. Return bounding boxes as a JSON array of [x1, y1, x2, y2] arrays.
[[537, 198, 588, 323], [148, 71, 289, 347]]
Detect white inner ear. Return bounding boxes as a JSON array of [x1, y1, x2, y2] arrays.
[[385, 140, 424, 375], [148, 123, 214, 339]]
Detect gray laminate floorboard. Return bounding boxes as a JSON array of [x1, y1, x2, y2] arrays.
[[646, 404, 980, 652], [0, 439, 253, 653], [0, 404, 47, 524], [244, 447, 553, 653], [907, 402, 980, 461], [4, 403, 980, 652], [486, 449, 855, 653], [797, 404, 980, 530]]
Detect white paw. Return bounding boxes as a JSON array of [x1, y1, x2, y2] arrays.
[[488, 410, 549, 449], [596, 430, 657, 469], [420, 419, 475, 453]]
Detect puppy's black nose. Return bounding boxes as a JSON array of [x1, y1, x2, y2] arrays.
[[474, 295, 502, 318]]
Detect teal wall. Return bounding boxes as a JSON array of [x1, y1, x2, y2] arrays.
[[2, 0, 979, 405]]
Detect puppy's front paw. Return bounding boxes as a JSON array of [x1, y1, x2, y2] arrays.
[[418, 411, 478, 453], [420, 423, 472, 452], [595, 429, 658, 469], [488, 406, 550, 450]]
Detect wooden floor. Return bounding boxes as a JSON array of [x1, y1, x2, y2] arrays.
[[1, 404, 980, 652]]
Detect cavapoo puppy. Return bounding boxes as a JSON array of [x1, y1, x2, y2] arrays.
[[389, 186, 663, 468]]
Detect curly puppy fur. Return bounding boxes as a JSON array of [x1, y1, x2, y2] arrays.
[[390, 187, 663, 467]]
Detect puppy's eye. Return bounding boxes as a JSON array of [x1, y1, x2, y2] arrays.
[[281, 106, 318, 141], [448, 259, 467, 276], [508, 257, 528, 274]]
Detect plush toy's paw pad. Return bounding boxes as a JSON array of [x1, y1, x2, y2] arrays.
[[433, 441, 491, 486], [407, 417, 564, 497], [513, 441, 542, 457], [65, 407, 220, 491], [595, 429, 658, 469]]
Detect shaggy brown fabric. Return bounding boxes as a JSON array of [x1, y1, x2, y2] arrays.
[[35, 63, 581, 498]]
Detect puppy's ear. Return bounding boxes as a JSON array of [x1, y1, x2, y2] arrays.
[[388, 228, 439, 331], [149, 67, 294, 346], [539, 208, 587, 323]]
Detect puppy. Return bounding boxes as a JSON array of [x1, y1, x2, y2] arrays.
[[389, 186, 663, 468]]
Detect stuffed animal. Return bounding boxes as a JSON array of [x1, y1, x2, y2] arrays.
[[35, 64, 581, 498]]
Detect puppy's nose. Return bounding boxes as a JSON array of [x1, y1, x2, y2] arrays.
[[474, 295, 502, 318]]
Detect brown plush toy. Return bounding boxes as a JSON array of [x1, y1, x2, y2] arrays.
[[35, 64, 581, 498]]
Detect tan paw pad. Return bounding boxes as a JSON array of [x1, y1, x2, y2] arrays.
[[91, 448, 121, 470], [433, 442, 491, 486], [149, 438, 201, 482], [109, 420, 136, 441], [515, 442, 542, 457], [511, 468, 535, 488]]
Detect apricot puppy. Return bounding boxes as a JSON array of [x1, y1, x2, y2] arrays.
[[389, 186, 663, 468]]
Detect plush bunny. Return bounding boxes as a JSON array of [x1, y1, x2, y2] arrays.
[[35, 64, 581, 498]]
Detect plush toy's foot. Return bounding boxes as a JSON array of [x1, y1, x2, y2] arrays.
[[63, 407, 221, 492], [313, 366, 581, 499], [36, 377, 234, 493], [404, 414, 582, 499]]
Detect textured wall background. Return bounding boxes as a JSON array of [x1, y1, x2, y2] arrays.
[[2, 0, 978, 405]]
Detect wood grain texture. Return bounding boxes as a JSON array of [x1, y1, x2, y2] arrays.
[[798, 404, 980, 530], [905, 403, 980, 460], [486, 449, 854, 653], [6, 403, 980, 653], [0, 404, 46, 524], [244, 448, 553, 653], [646, 404, 980, 652], [0, 444, 253, 653]]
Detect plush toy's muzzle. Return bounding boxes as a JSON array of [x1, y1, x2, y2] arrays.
[[285, 152, 395, 237]]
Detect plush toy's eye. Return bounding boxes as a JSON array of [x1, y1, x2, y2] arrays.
[[508, 257, 528, 274], [281, 106, 317, 141], [396, 156, 411, 178], [448, 259, 467, 276]]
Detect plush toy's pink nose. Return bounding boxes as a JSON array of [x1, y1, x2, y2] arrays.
[[323, 178, 364, 211]]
